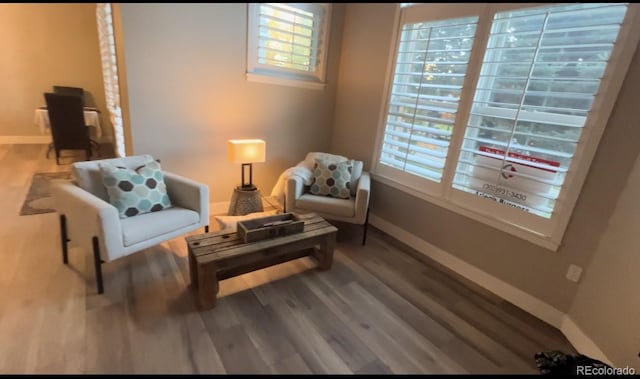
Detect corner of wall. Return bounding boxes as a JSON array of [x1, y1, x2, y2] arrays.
[[560, 316, 613, 366]]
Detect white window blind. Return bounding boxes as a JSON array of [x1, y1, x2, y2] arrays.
[[379, 16, 479, 186], [452, 3, 629, 219], [247, 3, 330, 87], [96, 3, 125, 157], [257, 3, 320, 72]]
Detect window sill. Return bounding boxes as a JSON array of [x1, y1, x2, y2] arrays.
[[246, 72, 326, 90], [371, 172, 561, 252]]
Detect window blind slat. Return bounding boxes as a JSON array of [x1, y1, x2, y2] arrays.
[[386, 119, 454, 134], [258, 25, 320, 42], [462, 136, 574, 159], [405, 163, 444, 180], [466, 125, 581, 144], [405, 154, 446, 169], [472, 87, 596, 101], [257, 46, 319, 63], [391, 91, 461, 103], [390, 100, 458, 115], [469, 108, 587, 128], [257, 58, 313, 72], [258, 13, 316, 32], [384, 130, 450, 153], [382, 144, 446, 167]]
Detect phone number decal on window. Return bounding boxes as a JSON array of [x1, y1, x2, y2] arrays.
[[481, 183, 527, 202]]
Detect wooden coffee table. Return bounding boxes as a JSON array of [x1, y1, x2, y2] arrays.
[[186, 215, 337, 310]]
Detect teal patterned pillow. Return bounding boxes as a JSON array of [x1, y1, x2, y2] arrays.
[[99, 160, 172, 218], [310, 159, 352, 199]]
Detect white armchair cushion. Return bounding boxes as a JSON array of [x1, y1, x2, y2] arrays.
[[296, 194, 355, 218], [121, 207, 199, 246], [72, 154, 155, 201]]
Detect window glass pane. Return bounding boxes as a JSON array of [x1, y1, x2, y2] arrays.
[[256, 3, 323, 73], [453, 3, 628, 218], [380, 16, 479, 183]]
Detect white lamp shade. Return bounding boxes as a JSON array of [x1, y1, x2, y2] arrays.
[[228, 139, 266, 164]]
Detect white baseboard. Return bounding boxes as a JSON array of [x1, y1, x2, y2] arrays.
[[0, 135, 52, 144], [369, 213, 565, 328], [560, 317, 612, 365], [0, 136, 112, 145], [369, 213, 617, 362], [210, 201, 230, 216]]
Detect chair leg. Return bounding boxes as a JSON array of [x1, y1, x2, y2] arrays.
[[55, 149, 60, 165], [362, 207, 370, 246], [90, 140, 101, 157], [92, 236, 104, 294], [46, 143, 53, 159], [60, 214, 69, 264], [205, 225, 209, 233], [86, 148, 91, 161]]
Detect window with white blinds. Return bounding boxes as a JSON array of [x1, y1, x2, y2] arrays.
[[374, 3, 639, 248], [453, 3, 629, 219], [247, 3, 330, 88], [379, 17, 478, 187], [96, 3, 125, 157]]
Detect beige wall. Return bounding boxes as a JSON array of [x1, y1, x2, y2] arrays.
[[0, 4, 110, 138], [118, 3, 344, 203], [567, 151, 640, 370], [331, 3, 640, 312]]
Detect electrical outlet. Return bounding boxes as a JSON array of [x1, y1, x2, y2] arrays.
[[566, 264, 583, 283]]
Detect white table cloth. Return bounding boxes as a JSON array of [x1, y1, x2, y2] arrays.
[[34, 108, 102, 138]]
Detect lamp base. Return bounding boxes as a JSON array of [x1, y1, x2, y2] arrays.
[[237, 184, 258, 191], [228, 187, 264, 216]]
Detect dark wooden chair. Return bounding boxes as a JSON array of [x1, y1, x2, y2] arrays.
[[53, 86, 84, 100], [44, 92, 93, 165]]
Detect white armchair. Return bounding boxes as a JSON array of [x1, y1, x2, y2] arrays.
[[52, 154, 209, 294], [284, 153, 371, 245]]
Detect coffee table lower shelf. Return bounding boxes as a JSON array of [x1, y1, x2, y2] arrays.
[[186, 215, 337, 310]]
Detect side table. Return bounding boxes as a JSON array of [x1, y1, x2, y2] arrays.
[[227, 187, 264, 215]]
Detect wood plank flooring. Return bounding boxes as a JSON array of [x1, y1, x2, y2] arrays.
[[0, 144, 575, 374]]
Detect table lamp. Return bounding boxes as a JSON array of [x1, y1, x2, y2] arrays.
[[228, 139, 266, 191]]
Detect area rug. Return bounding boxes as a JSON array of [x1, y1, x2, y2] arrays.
[[19, 171, 72, 216]]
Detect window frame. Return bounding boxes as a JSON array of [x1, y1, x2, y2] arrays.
[[246, 3, 331, 90], [371, 3, 640, 251]]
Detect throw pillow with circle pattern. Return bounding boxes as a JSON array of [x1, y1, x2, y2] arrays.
[[310, 158, 352, 199], [99, 160, 172, 219]]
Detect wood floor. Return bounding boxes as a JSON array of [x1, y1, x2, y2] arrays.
[[0, 144, 575, 374]]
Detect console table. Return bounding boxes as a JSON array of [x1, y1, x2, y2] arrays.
[[186, 215, 337, 310]]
